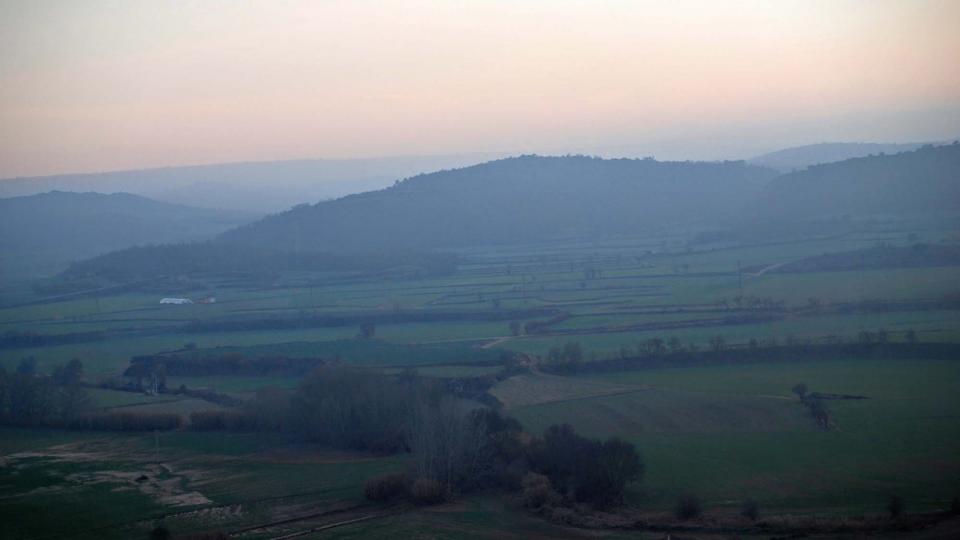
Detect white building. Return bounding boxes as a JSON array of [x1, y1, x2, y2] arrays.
[[160, 298, 193, 305]]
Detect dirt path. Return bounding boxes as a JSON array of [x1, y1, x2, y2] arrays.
[[480, 335, 513, 349], [747, 260, 790, 277], [227, 501, 407, 539]]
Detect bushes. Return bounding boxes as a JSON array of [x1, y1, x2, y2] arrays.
[[520, 472, 561, 509], [410, 478, 445, 505], [887, 495, 905, 518], [526, 424, 643, 508], [189, 410, 254, 431], [292, 366, 412, 452], [364, 473, 407, 502], [408, 401, 524, 494], [675, 494, 703, 520], [127, 353, 325, 378], [177, 534, 228, 540], [80, 412, 182, 431], [740, 498, 759, 521]]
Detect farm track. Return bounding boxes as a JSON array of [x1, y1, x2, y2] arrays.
[[529, 314, 783, 337], [227, 504, 410, 540], [23, 487, 352, 540]]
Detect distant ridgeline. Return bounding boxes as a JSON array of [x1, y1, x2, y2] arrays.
[[217, 155, 776, 252], [751, 143, 960, 221], [57, 145, 960, 281], [0, 190, 257, 280]]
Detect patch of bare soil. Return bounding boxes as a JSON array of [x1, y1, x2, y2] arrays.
[[490, 372, 643, 409], [65, 463, 212, 507], [252, 445, 383, 464], [4, 439, 214, 508]]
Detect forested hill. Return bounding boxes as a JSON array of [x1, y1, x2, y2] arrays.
[[748, 142, 929, 172], [0, 191, 257, 279], [219, 155, 776, 252], [752, 143, 960, 221]]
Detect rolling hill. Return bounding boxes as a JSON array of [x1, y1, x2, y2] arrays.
[[0, 153, 507, 213], [752, 143, 960, 221], [0, 191, 258, 279], [218, 155, 777, 253], [748, 142, 932, 172]]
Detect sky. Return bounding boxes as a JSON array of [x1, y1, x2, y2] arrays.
[[1, 0, 958, 178]]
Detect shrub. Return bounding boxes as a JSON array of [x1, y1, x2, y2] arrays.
[[177, 533, 228, 540], [526, 425, 642, 508], [887, 495, 904, 518], [81, 412, 182, 431], [364, 473, 407, 502], [549, 506, 577, 524], [675, 494, 703, 520], [410, 478, 445, 505], [189, 410, 254, 431], [740, 498, 759, 521], [520, 472, 561, 509], [149, 523, 170, 540]]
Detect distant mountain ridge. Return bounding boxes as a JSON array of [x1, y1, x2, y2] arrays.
[[0, 191, 257, 279], [0, 153, 508, 213], [47, 145, 960, 283], [752, 143, 960, 220], [218, 155, 776, 253], [749, 142, 935, 171]]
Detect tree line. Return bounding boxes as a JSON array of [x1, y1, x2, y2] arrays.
[[0, 329, 104, 349], [539, 339, 959, 375], [186, 365, 644, 510], [0, 357, 184, 431]]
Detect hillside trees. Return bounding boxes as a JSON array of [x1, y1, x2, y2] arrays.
[[526, 423, 643, 508], [0, 358, 91, 426], [290, 365, 412, 452], [407, 400, 523, 493]]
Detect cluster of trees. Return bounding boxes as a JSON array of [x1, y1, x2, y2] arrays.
[[183, 365, 643, 509], [183, 366, 422, 452], [0, 357, 187, 431], [77, 412, 183, 431], [541, 342, 584, 373], [541, 338, 958, 376], [291, 366, 414, 452], [525, 424, 643, 508], [0, 329, 104, 349], [366, 418, 643, 510], [126, 353, 325, 378], [0, 358, 90, 426], [792, 383, 832, 430]]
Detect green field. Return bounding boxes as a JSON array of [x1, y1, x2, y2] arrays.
[[0, 430, 406, 539], [1, 226, 959, 537], [508, 357, 960, 513]]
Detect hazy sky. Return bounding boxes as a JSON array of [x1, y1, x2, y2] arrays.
[[1, 0, 958, 177]]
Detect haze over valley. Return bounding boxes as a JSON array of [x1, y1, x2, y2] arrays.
[[1, 2, 959, 539]]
